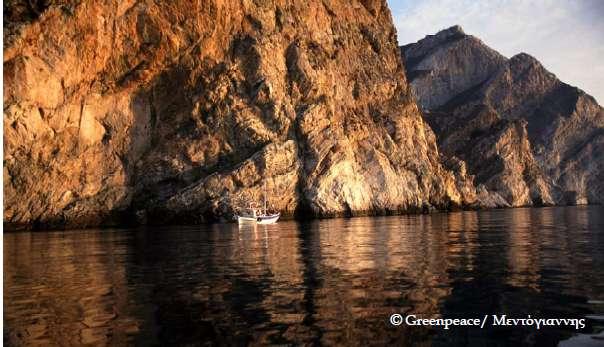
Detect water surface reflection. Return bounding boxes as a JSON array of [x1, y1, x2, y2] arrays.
[[4, 206, 604, 346]]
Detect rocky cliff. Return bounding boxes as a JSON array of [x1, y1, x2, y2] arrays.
[[4, 0, 476, 230], [401, 26, 604, 207]]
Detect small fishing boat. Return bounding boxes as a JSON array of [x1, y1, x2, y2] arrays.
[[235, 183, 280, 225], [236, 206, 259, 224], [257, 212, 280, 225]]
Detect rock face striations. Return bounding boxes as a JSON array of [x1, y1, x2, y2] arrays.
[[401, 26, 604, 207], [4, 0, 474, 230]]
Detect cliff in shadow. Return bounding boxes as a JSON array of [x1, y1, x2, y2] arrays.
[[401, 26, 604, 207], [4, 1, 482, 230]]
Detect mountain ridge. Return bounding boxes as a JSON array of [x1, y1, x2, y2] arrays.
[[401, 25, 604, 207]]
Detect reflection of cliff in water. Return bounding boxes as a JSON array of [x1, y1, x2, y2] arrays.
[[4, 207, 604, 346], [4, 230, 141, 346], [297, 213, 481, 345], [435, 207, 604, 346]]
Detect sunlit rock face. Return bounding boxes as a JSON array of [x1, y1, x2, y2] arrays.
[[401, 26, 604, 207], [4, 0, 475, 230]]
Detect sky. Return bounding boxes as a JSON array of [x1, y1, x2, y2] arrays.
[[387, 0, 604, 104]]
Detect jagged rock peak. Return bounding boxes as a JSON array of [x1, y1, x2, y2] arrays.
[[509, 52, 545, 68], [402, 25, 467, 52], [436, 25, 465, 37], [401, 26, 604, 207], [511, 52, 538, 62], [503, 52, 562, 88], [401, 25, 506, 111]]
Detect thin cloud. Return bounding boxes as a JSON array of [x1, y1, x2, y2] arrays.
[[388, 0, 604, 104]]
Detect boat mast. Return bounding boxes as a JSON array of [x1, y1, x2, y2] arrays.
[[263, 181, 267, 214]]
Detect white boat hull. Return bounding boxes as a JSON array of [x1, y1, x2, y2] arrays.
[[237, 215, 257, 224], [256, 213, 280, 225]]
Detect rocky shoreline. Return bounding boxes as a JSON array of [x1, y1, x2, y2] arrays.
[[3, 2, 602, 231]]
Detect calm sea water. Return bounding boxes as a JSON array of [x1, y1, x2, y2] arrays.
[[4, 206, 604, 346]]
